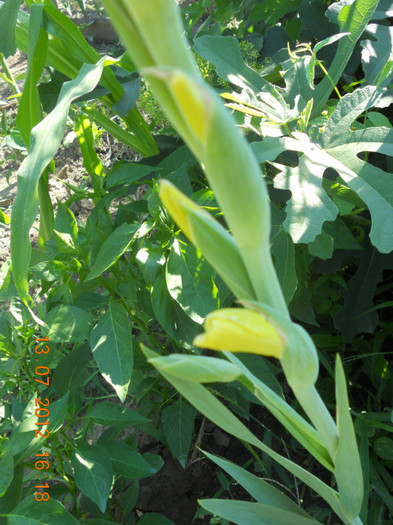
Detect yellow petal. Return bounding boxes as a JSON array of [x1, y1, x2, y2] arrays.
[[194, 308, 286, 358]]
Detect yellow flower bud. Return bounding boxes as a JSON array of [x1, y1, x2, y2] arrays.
[[193, 308, 286, 358], [158, 179, 204, 242]]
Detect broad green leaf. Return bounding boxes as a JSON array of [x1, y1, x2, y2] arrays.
[[54, 202, 78, 239], [87, 401, 149, 426], [323, 218, 362, 251], [273, 155, 338, 244], [136, 246, 166, 284], [194, 35, 271, 92], [86, 222, 139, 281], [250, 0, 301, 25], [0, 451, 13, 497], [43, 305, 93, 343], [106, 442, 162, 479], [149, 354, 241, 384], [7, 497, 78, 525], [11, 56, 117, 305], [361, 23, 393, 87], [89, 300, 133, 403], [79, 518, 117, 525], [141, 345, 345, 521], [162, 398, 196, 468], [334, 355, 363, 520], [71, 445, 112, 513], [203, 451, 313, 517], [112, 75, 141, 116], [166, 239, 219, 324], [0, 0, 22, 57], [199, 500, 320, 525], [52, 344, 91, 395], [312, 0, 379, 115], [253, 87, 393, 253], [372, 0, 393, 19], [150, 272, 200, 350], [308, 230, 334, 260]]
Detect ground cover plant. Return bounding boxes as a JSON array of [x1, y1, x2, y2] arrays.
[[0, 0, 392, 524]]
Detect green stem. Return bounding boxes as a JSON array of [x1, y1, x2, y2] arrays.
[[294, 385, 338, 460], [0, 52, 20, 95], [242, 245, 289, 317], [316, 59, 341, 100]]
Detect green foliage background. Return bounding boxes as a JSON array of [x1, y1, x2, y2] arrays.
[[0, 0, 392, 523]]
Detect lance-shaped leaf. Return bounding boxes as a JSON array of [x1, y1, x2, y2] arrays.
[[199, 499, 321, 525], [202, 451, 314, 518], [90, 300, 133, 403], [193, 35, 273, 93], [71, 445, 113, 513]]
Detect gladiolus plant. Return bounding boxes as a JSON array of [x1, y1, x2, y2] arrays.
[[100, 1, 375, 523]]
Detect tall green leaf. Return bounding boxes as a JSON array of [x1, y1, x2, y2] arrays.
[[15, 5, 47, 147], [11, 56, 117, 305], [334, 355, 363, 520], [0, 0, 22, 57], [199, 499, 321, 525]]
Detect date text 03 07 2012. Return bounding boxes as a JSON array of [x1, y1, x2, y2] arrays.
[[33, 336, 51, 502]]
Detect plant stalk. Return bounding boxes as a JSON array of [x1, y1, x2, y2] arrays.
[[294, 385, 338, 460]]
